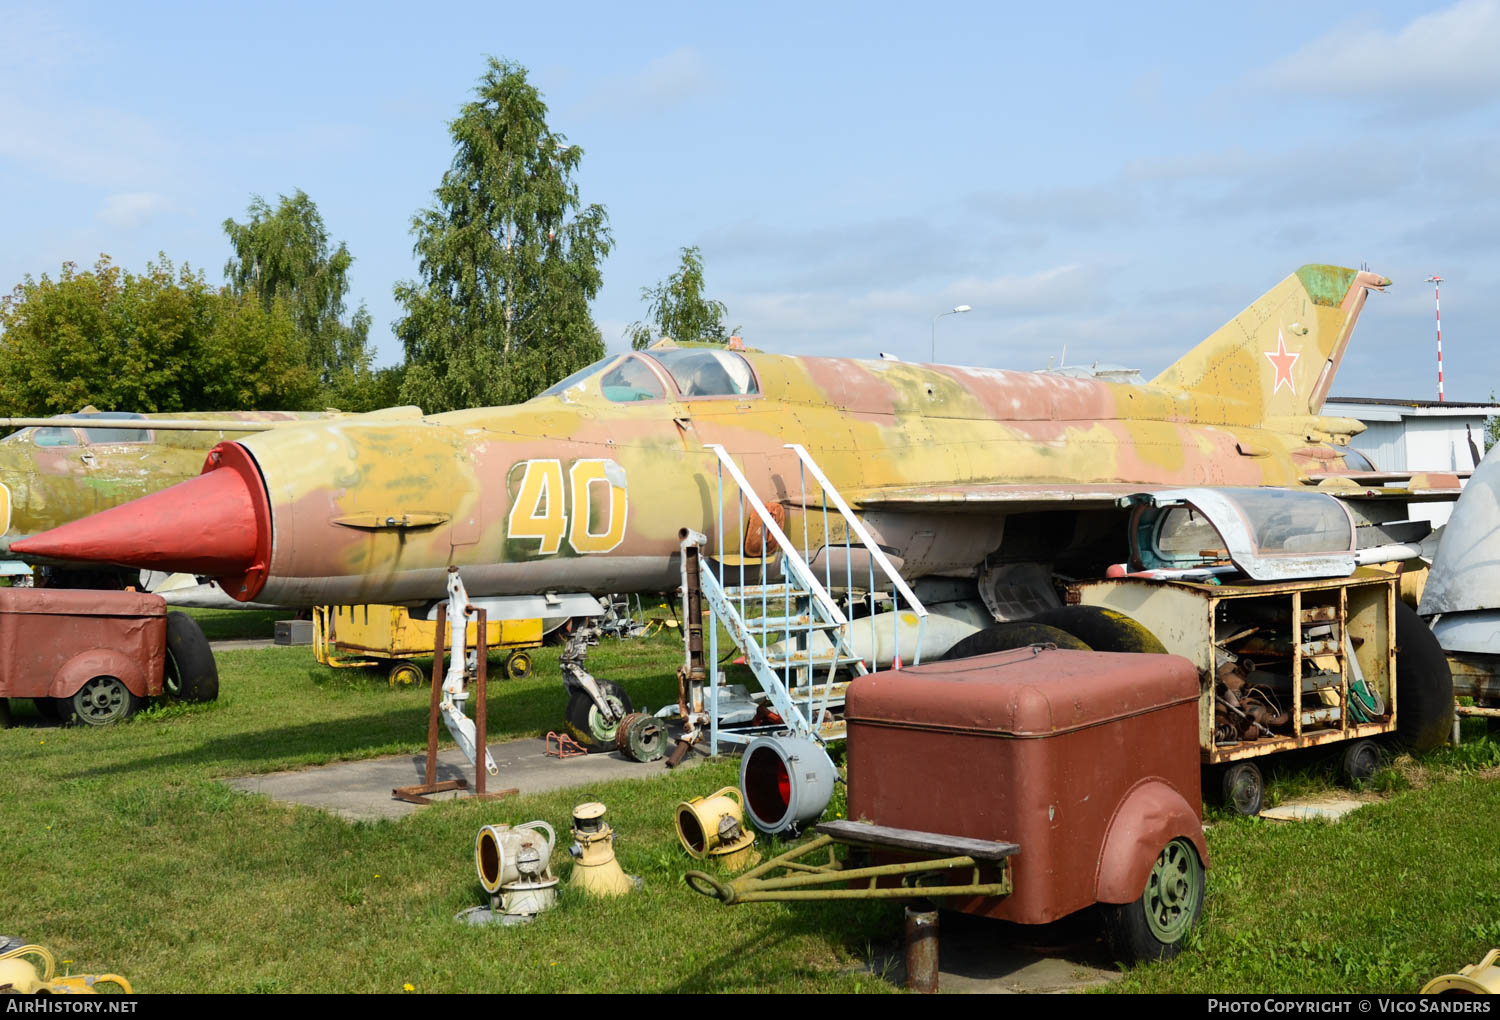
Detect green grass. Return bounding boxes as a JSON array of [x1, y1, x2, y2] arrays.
[[0, 630, 894, 993], [178, 607, 284, 642], [5, 628, 1500, 994]]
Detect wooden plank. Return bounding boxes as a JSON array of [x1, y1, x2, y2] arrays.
[[814, 820, 1020, 861]]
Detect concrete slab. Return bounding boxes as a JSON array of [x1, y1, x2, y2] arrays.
[[1259, 798, 1368, 823], [225, 736, 703, 821], [871, 911, 1122, 993], [209, 638, 279, 652]]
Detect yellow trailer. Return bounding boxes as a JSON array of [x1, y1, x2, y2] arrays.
[[313, 604, 543, 685]]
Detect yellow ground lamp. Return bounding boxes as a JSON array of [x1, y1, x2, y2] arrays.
[[675, 786, 760, 871], [1423, 949, 1500, 994], [567, 802, 637, 897], [0, 942, 132, 994]]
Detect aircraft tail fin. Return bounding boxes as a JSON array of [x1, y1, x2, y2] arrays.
[[1152, 265, 1389, 420]]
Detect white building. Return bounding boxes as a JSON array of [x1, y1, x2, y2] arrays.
[[1323, 396, 1500, 526]]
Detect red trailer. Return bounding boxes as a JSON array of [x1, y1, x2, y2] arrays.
[[689, 646, 1207, 965], [0, 589, 217, 726]]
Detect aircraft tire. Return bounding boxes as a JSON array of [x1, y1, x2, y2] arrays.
[[1025, 605, 1168, 655], [565, 680, 633, 751], [1393, 601, 1452, 754], [940, 622, 1091, 660], [165, 611, 219, 703]]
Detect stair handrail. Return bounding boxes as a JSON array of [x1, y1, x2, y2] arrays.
[[704, 444, 848, 628], [784, 443, 927, 620]]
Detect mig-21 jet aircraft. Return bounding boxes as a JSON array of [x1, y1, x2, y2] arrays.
[[13, 264, 1451, 737]]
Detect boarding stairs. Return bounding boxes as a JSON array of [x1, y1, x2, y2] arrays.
[[685, 444, 926, 753]]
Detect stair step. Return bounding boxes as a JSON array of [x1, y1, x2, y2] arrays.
[[741, 614, 843, 632], [722, 584, 803, 601], [764, 651, 864, 669]]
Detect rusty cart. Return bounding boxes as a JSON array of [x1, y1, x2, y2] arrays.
[[0, 588, 217, 726], [1046, 487, 1452, 815], [312, 603, 543, 686], [690, 645, 1208, 971]]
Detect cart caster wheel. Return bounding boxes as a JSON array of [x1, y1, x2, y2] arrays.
[[1341, 739, 1381, 785], [1221, 761, 1264, 816], [388, 660, 424, 687], [503, 650, 533, 682]]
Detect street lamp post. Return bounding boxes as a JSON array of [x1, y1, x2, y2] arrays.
[[931, 305, 972, 362]]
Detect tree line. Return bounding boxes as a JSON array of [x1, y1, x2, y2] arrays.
[[0, 57, 736, 419]]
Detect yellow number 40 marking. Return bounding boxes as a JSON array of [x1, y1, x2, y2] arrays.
[[507, 459, 628, 556]]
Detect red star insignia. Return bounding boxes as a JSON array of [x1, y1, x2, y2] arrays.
[[1264, 330, 1300, 396]]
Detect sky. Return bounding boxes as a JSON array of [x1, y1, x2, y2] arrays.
[[3, 0, 1498, 402]]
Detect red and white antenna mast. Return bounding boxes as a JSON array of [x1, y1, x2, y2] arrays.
[[1427, 274, 1444, 402]]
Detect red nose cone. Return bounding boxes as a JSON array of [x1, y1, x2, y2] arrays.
[[12, 442, 271, 601]]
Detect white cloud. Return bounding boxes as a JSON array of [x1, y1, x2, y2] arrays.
[[1249, 0, 1500, 109], [96, 192, 171, 229], [575, 47, 715, 118]]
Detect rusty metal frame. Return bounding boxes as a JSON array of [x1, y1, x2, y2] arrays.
[[392, 604, 517, 806], [685, 832, 1013, 905]]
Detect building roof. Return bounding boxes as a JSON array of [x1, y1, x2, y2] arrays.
[[1325, 396, 1500, 419]]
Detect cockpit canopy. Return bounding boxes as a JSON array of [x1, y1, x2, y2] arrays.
[[537, 350, 759, 403], [1124, 487, 1359, 581], [1, 411, 152, 447]]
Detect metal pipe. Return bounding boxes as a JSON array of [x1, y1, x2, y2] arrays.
[[905, 905, 940, 994]]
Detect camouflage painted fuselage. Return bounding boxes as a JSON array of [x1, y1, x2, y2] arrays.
[[0, 411, 335, 556], [230, 265, 1385, 606]]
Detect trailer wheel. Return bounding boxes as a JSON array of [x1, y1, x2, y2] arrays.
[[565, 680, 633, 751], [1027, 606, 1168, 655], [61, 676, 138, 726], [1101, 837, 1204, 963], [1220, 761, 1264, 816], [1393, 601, 1453, 754], [941, 622, 1090, 660], [165, 611, 219, 703]]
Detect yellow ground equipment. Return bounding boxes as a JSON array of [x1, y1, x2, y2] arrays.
[[313, 603, 542, 685], [675, 786, 759, 871], [0, 941, 132, 994], [1423, 949, 1500, 994], [567, 802, 637, 897]]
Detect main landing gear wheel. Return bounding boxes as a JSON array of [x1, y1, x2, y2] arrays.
[[1026, 605, 1168, 655], [62, 676, 139, 727], [1220, 760, 1264, 817], [565, 679, 633, 751], [1101, 837, 1205, 963], [1393, 601, 1453, 754], [941, 621, 1091, 660], [164, 611, 218, 703]]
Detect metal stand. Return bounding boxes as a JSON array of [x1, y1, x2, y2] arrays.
[[393, 605, 517, 805]]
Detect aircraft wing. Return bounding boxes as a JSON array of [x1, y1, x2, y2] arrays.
[[848, 473, 1466, 515], [847, 482, 1153, 513], [1303, 471, 1465, 503]]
